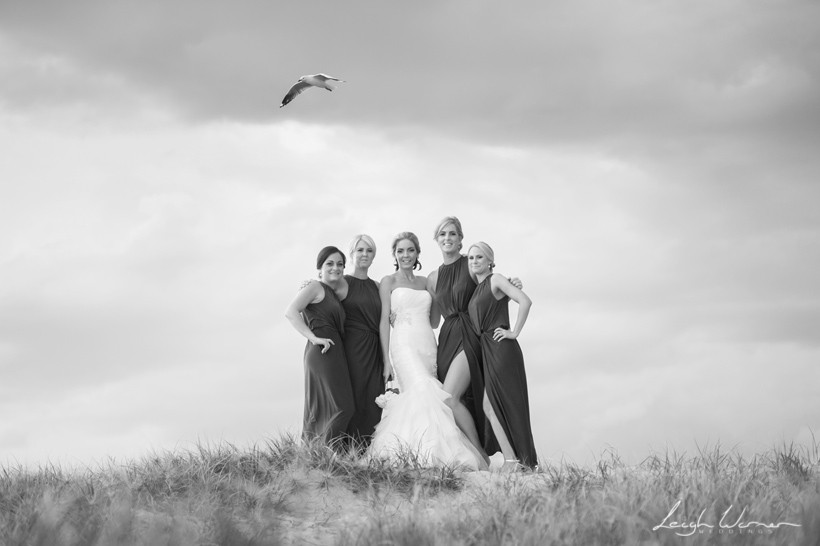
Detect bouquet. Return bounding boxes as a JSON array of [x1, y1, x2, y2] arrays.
[[375, 380, 400, 408]]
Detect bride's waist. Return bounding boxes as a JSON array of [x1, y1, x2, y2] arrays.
[[392, 313, 431, 327]]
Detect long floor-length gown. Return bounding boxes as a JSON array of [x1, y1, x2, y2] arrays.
[[368, 287, 487, 470], [435, 256, 496, 452], [342, 275, 384, 445], [301, 282, 355, 444], [468, 274, 538, 468]]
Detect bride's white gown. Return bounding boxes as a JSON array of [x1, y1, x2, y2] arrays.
[[368, 287, 487, 470]]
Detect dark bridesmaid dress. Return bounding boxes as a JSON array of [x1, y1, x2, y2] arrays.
[[434, 256, 496, 451], [342, 275, 384, 445], [468, 274, 538, 468], [301, 282, 355, 444]]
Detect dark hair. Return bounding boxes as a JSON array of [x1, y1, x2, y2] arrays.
[[316, 246, 346, 269]]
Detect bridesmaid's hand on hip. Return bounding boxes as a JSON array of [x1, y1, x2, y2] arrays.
[[311, 337, 335, 354], [493, 328, 517, 342]]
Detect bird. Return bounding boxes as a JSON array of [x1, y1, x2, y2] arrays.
[[279, 73, 345, 108]]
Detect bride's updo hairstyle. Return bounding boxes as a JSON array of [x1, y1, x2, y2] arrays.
[[433, 216, 464, 251], [391, 231, 422, 271], [316, 245, 346, 270], [348, 234, 377, 257]]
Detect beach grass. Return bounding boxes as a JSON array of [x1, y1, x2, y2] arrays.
[[2, 434, 818, 545]]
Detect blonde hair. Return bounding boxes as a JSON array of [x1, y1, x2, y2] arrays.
[[348, 234, 377, 257], [468, 241, 495, 269], [433, 216, 464, 240]]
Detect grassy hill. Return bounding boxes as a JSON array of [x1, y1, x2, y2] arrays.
[[2, 434, 818, 545]]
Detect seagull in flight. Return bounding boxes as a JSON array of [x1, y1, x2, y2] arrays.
[[279, 73, 345, 108]]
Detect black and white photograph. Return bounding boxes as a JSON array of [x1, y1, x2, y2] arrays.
[[1, 1, 819, 544]]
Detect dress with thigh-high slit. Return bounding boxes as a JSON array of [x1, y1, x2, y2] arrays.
[[468, 274, 538, 468], [434, 256, 496, 452]]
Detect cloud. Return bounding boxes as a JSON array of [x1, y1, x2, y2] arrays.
[[1, 0, 819, 466], [536, 342, 820, 464], [2, 1, 818, 147]]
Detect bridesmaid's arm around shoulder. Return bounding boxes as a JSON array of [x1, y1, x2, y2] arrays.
[[378, 275, 395, 381], [284, 280, 333, 354], [490, 274, 532, 342], [426, 273, 441, 329]]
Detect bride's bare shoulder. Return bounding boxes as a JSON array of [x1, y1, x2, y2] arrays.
[[414, 274, 428, 288]]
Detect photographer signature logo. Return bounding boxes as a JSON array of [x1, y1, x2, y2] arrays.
[[653, 500, 801, 537]]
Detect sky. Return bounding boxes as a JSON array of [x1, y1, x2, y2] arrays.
[[1, 0, 819, 469]]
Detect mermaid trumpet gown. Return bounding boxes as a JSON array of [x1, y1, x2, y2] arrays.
[[368, 287, 487, 470]]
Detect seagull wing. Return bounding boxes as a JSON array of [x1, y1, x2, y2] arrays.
[[314, 73, 345, 83], [280, 80, 312, 108]]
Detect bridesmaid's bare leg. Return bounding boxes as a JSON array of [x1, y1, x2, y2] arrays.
[[442, 351, 485, 457], [483, 391, 516, 467]]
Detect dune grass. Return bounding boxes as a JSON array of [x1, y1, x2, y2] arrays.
[[1, 435, 818, 545]]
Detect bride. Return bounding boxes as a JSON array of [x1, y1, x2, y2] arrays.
[[367, 232, 487, 470]]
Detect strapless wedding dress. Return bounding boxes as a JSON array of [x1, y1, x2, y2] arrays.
[[367, 287, 486, 470]]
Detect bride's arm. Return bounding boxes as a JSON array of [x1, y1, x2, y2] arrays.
[[378, 276, 394, 382]]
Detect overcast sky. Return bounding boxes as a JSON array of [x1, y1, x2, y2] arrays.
[[1, 0, 819, 468]]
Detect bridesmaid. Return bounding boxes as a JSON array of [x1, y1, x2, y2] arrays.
[[338, 234, 384, 447], [285, 246, 355, 447], [426, 216, 493, 454], [467, 242, 537, 469]]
